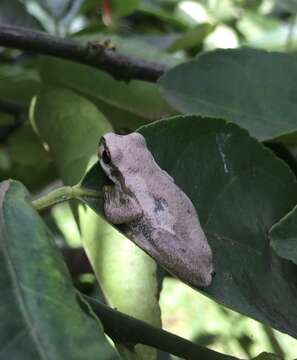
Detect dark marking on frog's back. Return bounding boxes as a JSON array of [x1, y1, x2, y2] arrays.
[[153, 197, 168, 214], [130, 218, 153, 239]]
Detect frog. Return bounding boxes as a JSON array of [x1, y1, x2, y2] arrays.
[[98, 132, 215, 287]]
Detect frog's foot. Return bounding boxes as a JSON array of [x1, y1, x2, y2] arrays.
[[103, 185, 113, 202], [103, 186, 143, 224]]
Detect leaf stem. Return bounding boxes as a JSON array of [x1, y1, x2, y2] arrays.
[[32, 185, 102, 211]]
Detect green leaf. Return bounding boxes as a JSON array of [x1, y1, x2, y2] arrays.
[[30, 86, 112, 185], [81, 115, 297, 339], [0, 65, 41, 106], [269, 204, 297, 265], [159, 48, 297, 141], [0, 179, 119, 359], [167, 23, 215, 53]]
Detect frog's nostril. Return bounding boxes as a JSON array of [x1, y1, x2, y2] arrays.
[[211, 270, 216, 278]]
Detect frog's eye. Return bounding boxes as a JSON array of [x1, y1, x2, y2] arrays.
[[102, 149, 111, 164]]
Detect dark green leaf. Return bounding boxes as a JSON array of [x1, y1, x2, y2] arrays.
[[159, 48, 297, 141], [269, 204, 297, 265], [0, 180, 119, 359], [81, 115, 297, 339]]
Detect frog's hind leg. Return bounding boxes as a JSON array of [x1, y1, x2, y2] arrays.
[[103, 185, 143, 224], [152, 228, 213, 288]]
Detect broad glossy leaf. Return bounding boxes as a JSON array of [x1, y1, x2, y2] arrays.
[[0, 180, 119, 359], [269, 204, 297, 265], [159, 48, 297, 141], [81, 115, 297, 339]]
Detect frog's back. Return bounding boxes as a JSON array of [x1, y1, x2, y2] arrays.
[[139, 162, 199, 232]]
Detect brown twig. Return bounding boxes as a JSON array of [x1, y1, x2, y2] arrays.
[[0, 24, 167, 82]]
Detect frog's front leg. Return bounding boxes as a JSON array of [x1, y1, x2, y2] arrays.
[[103, 185, 143, 224]]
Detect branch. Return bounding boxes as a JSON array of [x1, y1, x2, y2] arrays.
[[83, 295, 237, 360], [0, 24, 167, 82]]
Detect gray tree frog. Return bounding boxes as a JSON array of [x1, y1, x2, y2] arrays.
[[98, 132, 215, 287]]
